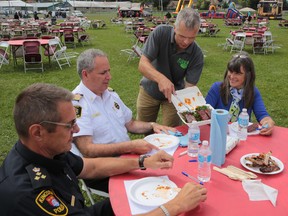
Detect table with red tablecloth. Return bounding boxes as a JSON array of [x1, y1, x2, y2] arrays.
[[109, 125, 288, 216]]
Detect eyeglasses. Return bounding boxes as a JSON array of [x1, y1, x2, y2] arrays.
[[39, 119, 77, 129]]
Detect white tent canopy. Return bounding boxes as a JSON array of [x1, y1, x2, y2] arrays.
[[67, 1, 141, 9], [0, 1, 33, 8], [239, 7, 256, 13]]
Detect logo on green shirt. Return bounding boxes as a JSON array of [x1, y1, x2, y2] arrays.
[[177, 58, 189, 70]]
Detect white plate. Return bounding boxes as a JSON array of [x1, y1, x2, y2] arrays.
[[129, 177, 179, 207], [240, 153, 284, 175], [144, 134, 179, 149], [171, 86, 206, 112], [230, 122, 260, 136]]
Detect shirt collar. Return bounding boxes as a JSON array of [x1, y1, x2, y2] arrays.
[[15, 141, 67, 172], [79, 81, 110, 101]]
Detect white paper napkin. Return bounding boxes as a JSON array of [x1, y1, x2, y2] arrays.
[[124, 176, 170, 215], [242, 179, 278, 206]]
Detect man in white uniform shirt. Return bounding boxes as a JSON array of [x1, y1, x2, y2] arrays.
[[72, 49, 175, 192]]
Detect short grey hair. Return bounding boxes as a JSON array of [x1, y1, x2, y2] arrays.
[[174, 8, 201, 30], [76, 49, 107, 79], [13, 83, 74, 138]]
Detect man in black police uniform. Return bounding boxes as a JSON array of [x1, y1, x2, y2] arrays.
[[0, 83, 207, 216]]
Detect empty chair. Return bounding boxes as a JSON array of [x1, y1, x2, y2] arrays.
[[252, 33, 265, 54], [0, 41, 9, 69], [77, 28, 90, 46], [47, 38, 78, 70], [208, 28, 220, 37], [22, 40, 44, 72], [230, 33, 246, 53], [63, 29, 75, 48], [120, 39, 143, 62], [223, 38, 234, 51]]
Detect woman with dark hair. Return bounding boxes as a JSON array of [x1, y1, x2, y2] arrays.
[[205, 51, 274, 135]]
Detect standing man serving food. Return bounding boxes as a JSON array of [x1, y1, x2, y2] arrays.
[[136, 8, 204, 127]]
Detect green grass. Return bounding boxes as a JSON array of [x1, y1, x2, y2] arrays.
[[1, 11, 288, 166]]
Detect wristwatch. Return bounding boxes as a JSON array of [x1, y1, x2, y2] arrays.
[[139, 155, 149, 170]]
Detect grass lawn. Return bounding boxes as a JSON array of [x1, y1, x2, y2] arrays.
[[0, 11, 287, 172]]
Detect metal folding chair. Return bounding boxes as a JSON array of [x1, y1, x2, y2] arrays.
[[46, 38, 78, 70], [22, 40, 43, 72], [0, 41, 9, 69]]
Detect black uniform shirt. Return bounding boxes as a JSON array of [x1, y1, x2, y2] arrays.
[[0, 141, 91, 216]]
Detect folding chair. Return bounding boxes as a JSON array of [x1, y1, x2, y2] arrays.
[[230, 33, 246, 53], [252, 33, 265, 54], [77, 28, 91, 46], [120, 41, 143, 62], [47, 38, 78, 70], [0, 41, 9, 69], [63, 29, 76, 48], [22, 40, 43, 73]]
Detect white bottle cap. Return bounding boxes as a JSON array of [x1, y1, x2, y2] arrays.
[[202, 140, 209, 146]]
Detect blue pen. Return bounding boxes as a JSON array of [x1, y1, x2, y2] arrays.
[[257, 123, 269, 130], [181, 171, 203, 185], [189, 159, 197, 162]]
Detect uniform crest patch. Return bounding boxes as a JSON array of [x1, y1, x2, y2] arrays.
[[74, 106, 82, 118], [35, 189, 68, 216], [114, 102, 120, 110]]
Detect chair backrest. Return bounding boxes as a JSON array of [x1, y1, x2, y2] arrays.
[[23, 40, 41, 55]]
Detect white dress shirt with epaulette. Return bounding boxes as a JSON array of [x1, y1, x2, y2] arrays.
[[72, 81, 132, 145]]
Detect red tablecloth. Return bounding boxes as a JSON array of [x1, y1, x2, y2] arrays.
[[109, 125, 288, 216]]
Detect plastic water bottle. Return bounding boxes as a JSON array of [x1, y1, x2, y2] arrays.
[[187, 122, 200, 157], [198, 140, 212, 182], [237, 108, 249, 141]]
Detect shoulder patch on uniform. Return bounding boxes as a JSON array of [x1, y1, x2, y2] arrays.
[[35, 189, 68, 216], [73, 93, 83, 102], [108, 87, 115, 92], [74, 106, 82, 118], [26, 164, 51, 190]]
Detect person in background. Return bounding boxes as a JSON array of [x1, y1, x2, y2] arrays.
[[72, 49, 175, 192], [205, 52, 274, 135], [136, 8, 204, 127], [0, 83, 207, 216]]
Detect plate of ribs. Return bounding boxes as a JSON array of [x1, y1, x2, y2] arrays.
[[240, 151, 284, 174], [171, 86, 213, 127]]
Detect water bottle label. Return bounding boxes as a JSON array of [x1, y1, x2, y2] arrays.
[[238, 118, 248, 127], [198, 154, 205, 163], [207, 155, 212, 163], [191, 133, 200, 142]]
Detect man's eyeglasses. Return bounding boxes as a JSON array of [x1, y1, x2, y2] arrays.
[[39, 119, 77, 129]]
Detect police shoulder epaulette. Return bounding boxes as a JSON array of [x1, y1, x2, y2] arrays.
[[26, 164, 52, 190], [108, 87, 115, 92], [73, 93, 83, 102]]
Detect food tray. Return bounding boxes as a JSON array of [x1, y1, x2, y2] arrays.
[[171, 87, 213, 127]]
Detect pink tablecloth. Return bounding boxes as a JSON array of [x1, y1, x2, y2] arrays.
[[109, 125, 288, 216]]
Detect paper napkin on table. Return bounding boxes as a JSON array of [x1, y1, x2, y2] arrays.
[[124, 176, 170, 215], [242, 179, 278, 206]]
